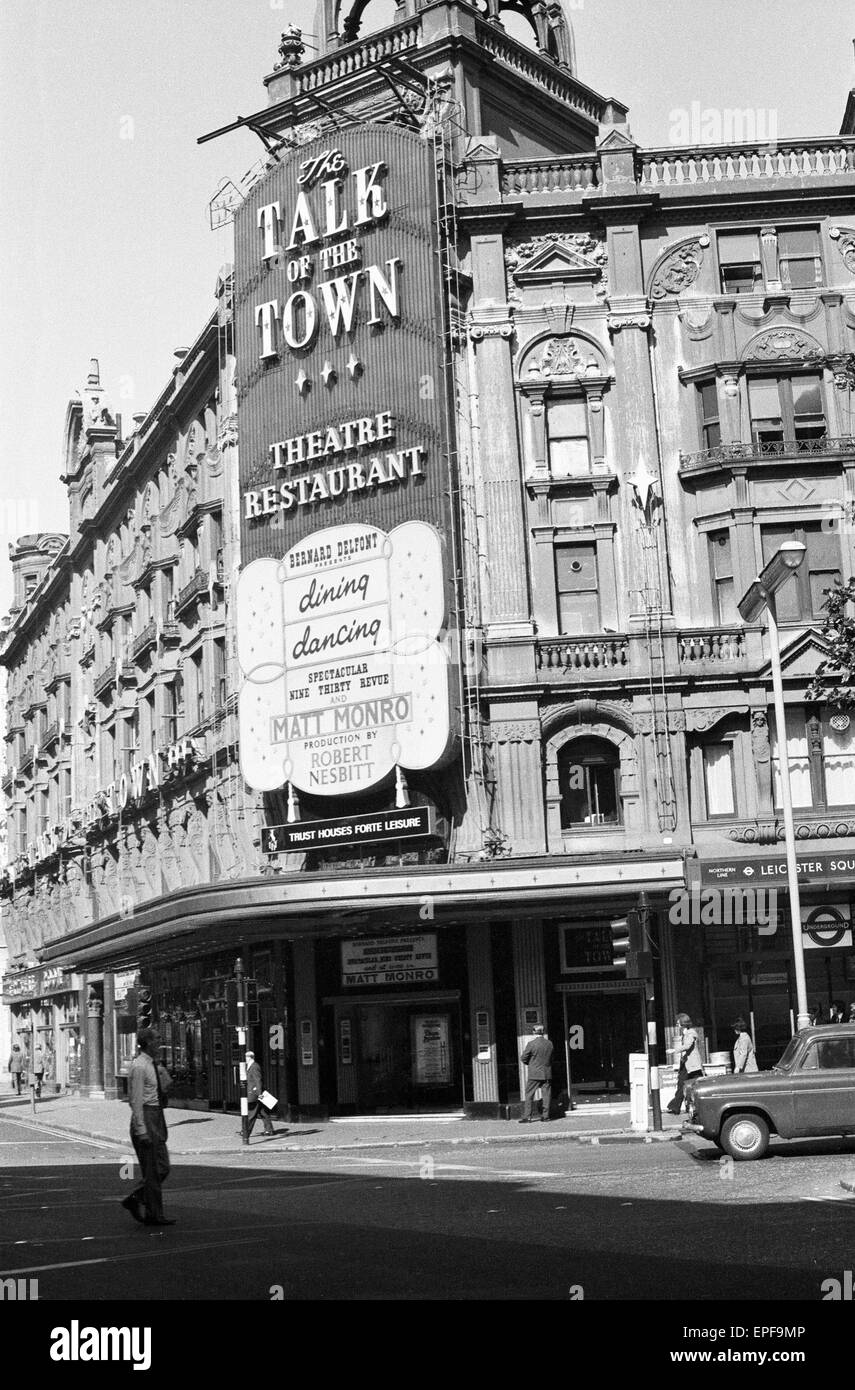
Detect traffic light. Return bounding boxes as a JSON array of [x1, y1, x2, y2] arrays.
[[137, 986, 153, 1030], [609, 913, 635, 968], [225, 978, 259, 1026]]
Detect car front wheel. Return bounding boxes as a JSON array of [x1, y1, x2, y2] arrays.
[[720, 1113, 770, 1161]]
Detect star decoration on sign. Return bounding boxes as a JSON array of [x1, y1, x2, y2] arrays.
[[295, 369, 310, 394], [321, 360, 337, 386], [346, 353, 362, 379]]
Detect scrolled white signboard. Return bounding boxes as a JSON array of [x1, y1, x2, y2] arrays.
[[236, 520, 454, 793]]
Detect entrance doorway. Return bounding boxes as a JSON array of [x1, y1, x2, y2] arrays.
[[559, 983, 646, 1095], [326, 992, 463, 1113]]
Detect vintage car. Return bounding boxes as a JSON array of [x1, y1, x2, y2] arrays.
[[684, 1024, 855, 1160]]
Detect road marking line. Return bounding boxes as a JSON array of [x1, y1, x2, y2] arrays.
[[0, 1117, 123, 1152]]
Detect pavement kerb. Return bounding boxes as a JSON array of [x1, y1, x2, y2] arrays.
[[1, 1111, 684, 1154]]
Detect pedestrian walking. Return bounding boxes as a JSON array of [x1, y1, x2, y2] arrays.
[[121, 1028, 175, 1228], [827, 1002, 845, 1025], [518, 1024, 554, 1123], [243, 1051, 275, 1138], [731, 1018, 759, 1073], [666, 1013, 705, 1115], [31, 1043, 45, 1098], [7, 1044, 24, 1094], [848, 1003, 855, 1023]]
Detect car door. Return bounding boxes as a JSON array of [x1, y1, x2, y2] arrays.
[[790, 1036, 855, 1136]]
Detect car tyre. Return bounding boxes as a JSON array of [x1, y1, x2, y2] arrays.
[[719, 1113, 769, 1161]]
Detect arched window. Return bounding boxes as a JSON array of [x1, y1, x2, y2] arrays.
[[558, 737, 620, 828]]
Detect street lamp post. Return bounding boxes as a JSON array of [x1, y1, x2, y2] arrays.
[[738, 542, 811, 1032]]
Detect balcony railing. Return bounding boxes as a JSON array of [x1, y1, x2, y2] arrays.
[[680, 435, 855, 474], [93, 660, 116, 700], [296, 17, 421, 93], [175, 568, 210, 617], [537, 626, 750, 679], [500, 155, 599, 198], [18, 751, 33, 777], [639, 138, 855, 188], [132, 620, 158, 662], [677, 627, 746, 665], [43, 722, 59, 751], [537, 635, 630, 676]]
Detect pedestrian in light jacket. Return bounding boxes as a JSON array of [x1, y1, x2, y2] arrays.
[[519, 1025, 554, 1123], [667, 1013, 705, 1115], [8, 1045, 24, 1094], [732, 1018, 759, 1074], [31, 1044, 45, 1098], [121, 1028, 174, 1228]]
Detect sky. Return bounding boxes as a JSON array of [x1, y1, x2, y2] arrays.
[[0, 0, 853, 623]]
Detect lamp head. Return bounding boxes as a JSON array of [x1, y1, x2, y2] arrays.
[[737, 542, 806, 623]]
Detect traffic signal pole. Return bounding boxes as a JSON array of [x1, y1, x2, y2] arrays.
[[637, 893, 662, 1133], [235, 956, 249, 1147]]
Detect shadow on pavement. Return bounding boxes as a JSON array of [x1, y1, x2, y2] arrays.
[[0, 1147, 852, 1302]]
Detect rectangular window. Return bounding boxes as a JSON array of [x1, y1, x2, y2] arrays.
[[192, 652, 205, 726], [822, 717, 855, 807], [213, 639, 226, 708], [778, 227, 822, 290], [708, 529, 736, 623], [697, 382, 721, 449], [718, 231, 762, 294], [770, 707, 813, 809], [749, 374, 826, 448], [548, 399, 590, 478], [555, 543, 599, 635], [761, 522, 841, 622], [703, 742, 736, 816], [162, 568, 175, 622], [748, 378, 784, 445]]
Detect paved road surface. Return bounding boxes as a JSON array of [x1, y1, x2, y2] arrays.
[[0, 1112, 853, 1300]]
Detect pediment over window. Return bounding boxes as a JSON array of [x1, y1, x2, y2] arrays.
[[757, 628, 833, 680], [505, 233, 608, 291], [741, 327, 824, 362]]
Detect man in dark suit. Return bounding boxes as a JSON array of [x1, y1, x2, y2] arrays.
[[519, 1025, 554, 1122], [244, 1051, 275, 1138]]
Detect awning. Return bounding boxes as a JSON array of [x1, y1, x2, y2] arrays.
[[38, 854, 686, 973]]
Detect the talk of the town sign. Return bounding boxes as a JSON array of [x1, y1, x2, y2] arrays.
[[234, 125, 456, 797]]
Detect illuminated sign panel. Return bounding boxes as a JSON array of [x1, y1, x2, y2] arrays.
[[234, 124, 450, 561], [234, 124, 457, 796], [236, 520, 453, 794]]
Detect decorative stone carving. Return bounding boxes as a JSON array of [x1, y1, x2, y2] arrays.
[[828, 225, 855, 275], [469, 320, 514, 341], [490, 720, 541, 745], [521, 334, 605, 382], [607, 312, 651, 333], [505, 233, 608, 297], [274, 24, 305, 70], [743, 327, 824, 361], [649, 235, 710, 300]]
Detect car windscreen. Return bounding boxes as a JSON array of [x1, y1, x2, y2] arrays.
[[773, 1035, 803, 1072]]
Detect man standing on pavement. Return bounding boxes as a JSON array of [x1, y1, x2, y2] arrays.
[[121, 1028, 175, 1227], [31, 1043, 45, 1099], [244, 1051, 275, 1139], [519, 1024, 554, 1123]]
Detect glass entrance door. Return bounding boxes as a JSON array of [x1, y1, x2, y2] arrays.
[[335, 998, 462, 1112]]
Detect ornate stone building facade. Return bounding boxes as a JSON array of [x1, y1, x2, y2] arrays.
[[2, 1, 855, 1110], [0, 276, 255, 1097]]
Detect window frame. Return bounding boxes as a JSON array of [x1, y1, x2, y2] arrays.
[[747, 370, 827, 447], [554, 540, 601, 636], [759, 521, 841, 623], [558, 738, 622, 830], [702, 739, 738, 819]]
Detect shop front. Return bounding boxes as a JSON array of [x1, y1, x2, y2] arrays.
[[1, 965, 82, 1092], [699, 852, 855, 1067]]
